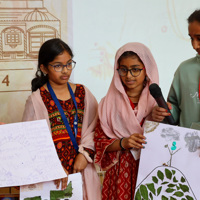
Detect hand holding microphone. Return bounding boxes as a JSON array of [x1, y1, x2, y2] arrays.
[[149, 83, 176, 125]]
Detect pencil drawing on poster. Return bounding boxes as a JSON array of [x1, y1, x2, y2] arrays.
[[135, 121, 199, 200]]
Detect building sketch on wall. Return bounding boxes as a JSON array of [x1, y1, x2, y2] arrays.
[[0, 0, 61, 61], [0, 0, 66, 124]]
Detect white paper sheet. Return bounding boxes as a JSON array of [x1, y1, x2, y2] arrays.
[[20, 173, 83, 200], [0, 119, 67, 187], [135, 121, 200, 200]]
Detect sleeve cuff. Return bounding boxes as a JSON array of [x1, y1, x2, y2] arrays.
[[78, 145, 93, 163]]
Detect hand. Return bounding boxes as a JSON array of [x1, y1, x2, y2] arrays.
[[73, 153, 88, 173], [152, 102, 172, 122], [121, 133, 146, 149], [54, 167, 68, 190]]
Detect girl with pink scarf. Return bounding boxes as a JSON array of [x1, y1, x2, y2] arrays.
[[22, 38, 101, 200], [94, 42, 159, 200]]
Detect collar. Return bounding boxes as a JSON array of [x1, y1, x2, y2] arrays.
[[196, 53, 200, 63]]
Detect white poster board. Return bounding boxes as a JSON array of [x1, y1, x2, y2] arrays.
[[20, 173, 83, 200], [0, 119, 67, 187], [135, 121, 200, 200]]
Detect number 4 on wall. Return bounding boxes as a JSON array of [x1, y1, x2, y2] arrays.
[[2, 75, 9, 86]]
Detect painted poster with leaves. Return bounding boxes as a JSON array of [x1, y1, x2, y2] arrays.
[[20, 173, 82, 200], [134, 121, 200, 200]]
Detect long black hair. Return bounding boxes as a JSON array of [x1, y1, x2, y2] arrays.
[[31, 38, 74, 92]]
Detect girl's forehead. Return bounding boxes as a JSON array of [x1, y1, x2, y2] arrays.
[[52, 51, 72, 62], [119, 55, 143, 65], [189, 21, 200, 31]]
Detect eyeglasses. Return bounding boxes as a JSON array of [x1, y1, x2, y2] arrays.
[[117, 67, 145, 77], [49, 60, 76, 72]]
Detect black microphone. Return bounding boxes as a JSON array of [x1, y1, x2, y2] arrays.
[[149, 83, 175, 125]]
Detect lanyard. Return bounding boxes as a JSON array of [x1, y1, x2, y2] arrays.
[[47, 82, 79, 152]]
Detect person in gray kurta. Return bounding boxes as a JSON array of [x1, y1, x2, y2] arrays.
[[168, 54, 200, 128], [152, 9, 200, 128]]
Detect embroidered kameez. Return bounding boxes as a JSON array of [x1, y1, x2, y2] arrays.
[[40, 84, 94, 174]]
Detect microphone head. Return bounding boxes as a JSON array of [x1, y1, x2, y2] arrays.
[[149, 83, 162, 98]]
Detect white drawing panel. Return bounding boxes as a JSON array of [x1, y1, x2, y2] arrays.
[[135, 121, 200, 200], [0, 119, 67, 187], [20, 173, 83, 200]]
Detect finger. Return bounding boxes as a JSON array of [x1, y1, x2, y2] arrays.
[[130, 134, 146, 142], [152, 115, 165, 122], [154, 110, 171, 117], [162, 112, 171, 116], [152, 111, 170, 122], [130, 136, 146, 144], [155, 106, 168, 112], [75, 169, 81, 173], [57, 181, 60, 189], [73, 168, 80, 173], [61, 177, 68, 190], [132, 133, 146, 139], [54, 179, 60, 189], [131, 142, 144, 149], [135, 138, 147, 148], [167, 102, 172, 110], [126, 139, 145, 149], [136, 138, 147, 144]]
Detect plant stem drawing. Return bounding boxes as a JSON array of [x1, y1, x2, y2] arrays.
[[163, 142, 181, 167]]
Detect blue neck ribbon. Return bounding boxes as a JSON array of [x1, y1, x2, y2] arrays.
[[47, 82, 79, 153]]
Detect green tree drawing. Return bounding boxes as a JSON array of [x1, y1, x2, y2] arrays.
[[50, 181, 73, 200]]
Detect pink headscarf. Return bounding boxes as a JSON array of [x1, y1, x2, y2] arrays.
[[98, 42, 159, 159]]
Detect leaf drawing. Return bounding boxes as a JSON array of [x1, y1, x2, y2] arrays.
[[179, 183, 189, 192], [140, 185, 148, 200], [152, 176, 158, 184], [157, 170, 164, 181], [173, 191, 184, 197], [157, 186, 162, 196], [165, 168, 172, 180], [146, 183, 156, 195]]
